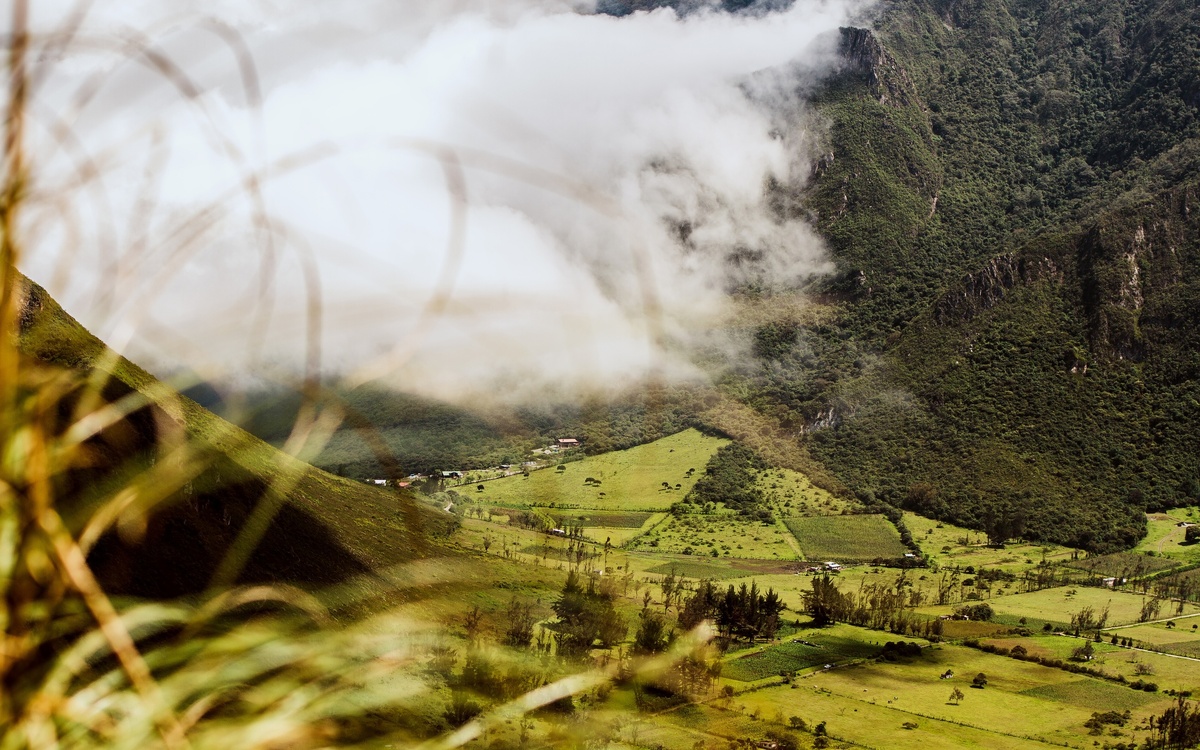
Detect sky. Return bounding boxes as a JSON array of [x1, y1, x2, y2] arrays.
[[16, 0, 867, 402]]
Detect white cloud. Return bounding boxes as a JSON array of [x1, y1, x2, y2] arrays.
[[17, 0, 859, 400]]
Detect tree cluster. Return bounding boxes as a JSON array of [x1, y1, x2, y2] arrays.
[[681, 444, 767, 516], [1147, 695, 1200, 750], [678, 580, 785, 644], [550, 571, 625, 658]]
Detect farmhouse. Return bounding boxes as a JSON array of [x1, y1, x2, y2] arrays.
[[555, 438, 580, 449], [440, 471, 463, 479], [823, 561, 843, 571]]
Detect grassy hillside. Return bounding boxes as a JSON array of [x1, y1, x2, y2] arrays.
[[17, 278, 455, 599], [472, 428, 727, 512]]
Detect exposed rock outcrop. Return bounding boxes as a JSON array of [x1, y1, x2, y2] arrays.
[[933, 253, 1062, 324]]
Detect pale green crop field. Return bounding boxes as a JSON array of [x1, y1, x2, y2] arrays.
[[471, 429, 727, 512], [786, 514, 908, 562], [918, 585, 1200, 627]]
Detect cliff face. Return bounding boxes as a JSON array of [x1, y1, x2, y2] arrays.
[[1077, 182, 1200, 369], [838, 27, 923, 110]]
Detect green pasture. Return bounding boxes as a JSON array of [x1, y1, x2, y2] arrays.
[[782, 641, 1173, 745], [550, 511, 655, 528], [644, 560, 758, 580], [1109, 620, 1200, 647], [904, 513, 1075, 572], [1135, 507, 1200, 562], [733, 683, 1051, 750], [786, 514, 908, 562], [631, 513, 798, 559], [580, 525, 652, 546], [1064, 550, 1180, 578], [984, 634, 1200, 692], [728, 635, 1163, 749], [470, 429, 726, 511]]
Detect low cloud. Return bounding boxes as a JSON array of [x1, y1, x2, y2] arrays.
[[19, 0, 863, 401]]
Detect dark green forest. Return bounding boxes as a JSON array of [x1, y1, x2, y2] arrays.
[[728, 0, 1200, 552]]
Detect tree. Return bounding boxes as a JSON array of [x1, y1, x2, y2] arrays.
[[503, 599, 537, 648], [1186, 526, 1200, 544], [949, 687, 965, 705], [463, 605, 484, 642], [444, 692, 483, 727], [1071, 642, 1094, 662], [1148, 695, 1200, 749], [633, 606, 670, 655], [803, 574, 846, 626], [971, 673, 988, 689]]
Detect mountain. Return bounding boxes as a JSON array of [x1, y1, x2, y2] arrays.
[[734, 0, 1200, 551], [16, 278, 455, 599]]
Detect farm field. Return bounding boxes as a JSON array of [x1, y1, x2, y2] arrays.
[[629, 513, 798, 559], [739, 638, 1171, 744], [918, 584, 1200, 627], [727, 637, 1174, 749], [471, 429, 726, 512], [1134, 506, 1200, 562], [728, 686, 1050, 750], [1107, 620, 1200, 647], [755, 468, 851, 516], [643, 560, 763, 580], [904, 513, 1075, 571], [785, 514, 907, 562]]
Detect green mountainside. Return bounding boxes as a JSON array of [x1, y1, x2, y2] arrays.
[[736, 0, 1200, 551]]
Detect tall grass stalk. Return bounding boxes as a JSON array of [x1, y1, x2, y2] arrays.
[[0, 5, 693, 747]]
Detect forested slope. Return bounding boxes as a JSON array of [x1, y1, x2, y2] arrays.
[[736, 0, 1200, 551]]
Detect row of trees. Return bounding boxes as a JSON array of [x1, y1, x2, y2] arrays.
[[801, 574, 946, 640]]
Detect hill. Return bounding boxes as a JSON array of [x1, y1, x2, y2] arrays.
[[16, 277, 455, 599]]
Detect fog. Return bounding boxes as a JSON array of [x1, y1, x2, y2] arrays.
[[17, 0, 866, 401]]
